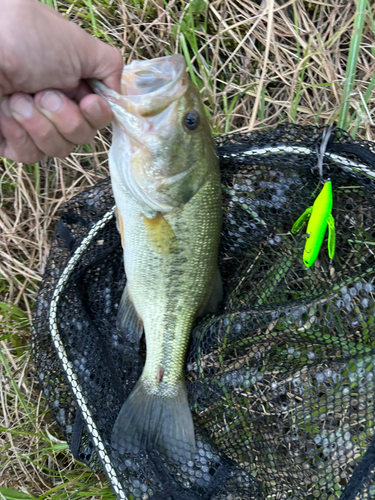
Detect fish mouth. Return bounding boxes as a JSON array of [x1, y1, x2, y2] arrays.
[[90, 55, 188, 138], [121, 55, 188, 117], [122, 55, 185, 95]]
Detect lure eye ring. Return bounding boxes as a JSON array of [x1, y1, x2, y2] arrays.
[[183, 110, 200, 131]]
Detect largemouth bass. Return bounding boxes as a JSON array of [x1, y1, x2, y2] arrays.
[[91, 55, 222, 463]]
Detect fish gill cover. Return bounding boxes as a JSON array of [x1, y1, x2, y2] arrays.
[[32, 124, 375, 500]]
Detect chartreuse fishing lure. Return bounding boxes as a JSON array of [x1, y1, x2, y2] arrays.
[[291, 181, 335, 267]]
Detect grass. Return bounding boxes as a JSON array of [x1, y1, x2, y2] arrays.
[[338, 0, 367, 129], [1, 0, 375, 498]]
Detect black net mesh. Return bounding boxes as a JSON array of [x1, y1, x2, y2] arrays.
[[32, 124, 375, 500]]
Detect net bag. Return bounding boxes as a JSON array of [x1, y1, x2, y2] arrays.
[[32, 124, 375, 500]]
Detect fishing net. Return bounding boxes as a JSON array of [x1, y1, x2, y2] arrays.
[[32, 124, 375, 500]]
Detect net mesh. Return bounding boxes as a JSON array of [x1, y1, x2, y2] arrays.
[[32, 125, 375, 500]]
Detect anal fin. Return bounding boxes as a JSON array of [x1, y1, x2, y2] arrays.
[[116, 285, 143, 343], [197, 268, 223, 317]]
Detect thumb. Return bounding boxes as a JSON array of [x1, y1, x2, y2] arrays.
[[73, 27, 123, 93]]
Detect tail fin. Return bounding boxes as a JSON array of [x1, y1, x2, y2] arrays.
[[112, 380, 196, 463]]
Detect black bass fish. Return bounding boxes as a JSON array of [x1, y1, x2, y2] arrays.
[[91, 55, 222, 463]]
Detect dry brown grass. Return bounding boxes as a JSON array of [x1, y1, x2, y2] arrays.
[[0, 0, 374, 497]]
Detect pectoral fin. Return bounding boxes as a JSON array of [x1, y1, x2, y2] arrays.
[[327, 214, 335, 259], [143, 212, 178, 254], [291, 206, 313, 234], [117, 285, 143, 343], [115, 207, 125, 249]]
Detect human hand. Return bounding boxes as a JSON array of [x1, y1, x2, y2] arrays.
[[0, 0, 123, 162]]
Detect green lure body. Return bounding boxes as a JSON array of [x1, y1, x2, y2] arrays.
[[291, 181, 335, 267]]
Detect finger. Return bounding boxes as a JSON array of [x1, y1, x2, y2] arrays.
[[80, 94, 113, 131], [9, 93, 74, 158], [0, 97, 44, 163], [76, 33, 123, 92], [64, 80, 92, 102], [35, 90, 97, 145], [63, 82, 113, 129]]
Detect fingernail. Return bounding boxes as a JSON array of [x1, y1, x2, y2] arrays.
[[10, 96, 34, 119], [0, 97, 12, 117], [40, 91, 62, 112], [85, 100, 102, 118]]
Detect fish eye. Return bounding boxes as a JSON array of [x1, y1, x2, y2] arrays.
[[183, 110, 200, 131]]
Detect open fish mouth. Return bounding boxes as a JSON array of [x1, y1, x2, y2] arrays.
[[90, 55, 188, 119], [122, 55, 188, 117], [121, 55, 186, 98]]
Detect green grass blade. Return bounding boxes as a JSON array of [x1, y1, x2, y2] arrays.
[[0, 348, 34, 425], [290, 43, 311, 123], [0, 302, 28, 319], [0, 487, 36, 500], [348, 2, 375, 136], [85, 0, 99, 37], [366, 0, 375, 57], [258, 87, 265, 126], [224, 94, 241, 134], [179, 34, 199, 89], [338, 0, 367, 129]]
